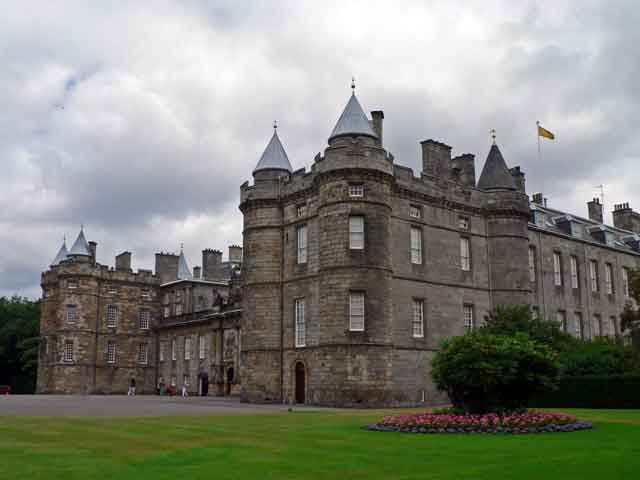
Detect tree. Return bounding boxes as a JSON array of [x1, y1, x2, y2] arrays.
[[0, 296, 40, 393], [620, 268, 640, 348], [431, 331, 559, 413]]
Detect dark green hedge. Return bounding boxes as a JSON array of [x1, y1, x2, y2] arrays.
[[531, 374, 640, 409]]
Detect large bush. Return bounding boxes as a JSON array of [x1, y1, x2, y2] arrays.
[[558, 337, 640, 376], [431, 331, 559, 413]]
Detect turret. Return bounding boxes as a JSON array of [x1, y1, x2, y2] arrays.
[[67, 226, 91, 263]]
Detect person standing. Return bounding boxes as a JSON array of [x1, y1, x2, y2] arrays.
[[128, 377, 136, 396], [181, 382, 188, 397]]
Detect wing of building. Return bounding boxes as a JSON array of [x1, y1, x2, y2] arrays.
[[38, 88, 640, 406]]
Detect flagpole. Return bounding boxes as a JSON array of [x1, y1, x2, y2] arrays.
[[536, 120, 541, 162]]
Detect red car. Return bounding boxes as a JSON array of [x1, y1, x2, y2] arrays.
[[0, 385, 11, 395]]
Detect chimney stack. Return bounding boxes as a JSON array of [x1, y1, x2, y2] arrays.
[[613, 202, 640, 233], [155, 252, 179, 284], [509, 166, 526, 193], [371, 110, 384, 145], [450, 154, 476, 187], [588, 198, 603, 224], [88, 241, 97, 265], [115, 251, 132, 271], [193, 266, 201, 279], [202, 249, 223, 280], [229, 245, 243, 264], [420, 139, 452, 178]]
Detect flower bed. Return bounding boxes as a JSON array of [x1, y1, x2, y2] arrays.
[[366, 411, 592, 434]]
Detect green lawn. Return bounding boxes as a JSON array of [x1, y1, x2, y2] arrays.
[[1, 409, 640, 480]]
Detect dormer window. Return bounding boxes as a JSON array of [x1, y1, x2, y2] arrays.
[[349, 183, 364, 198]]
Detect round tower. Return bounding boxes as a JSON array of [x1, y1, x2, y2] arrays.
[[239, 126, 292, 403]]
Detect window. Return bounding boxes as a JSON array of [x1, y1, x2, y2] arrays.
[[460, 237, 471, 271], [458, 216, 470, 230], [199, 335, 206, 359], [159, 342, 165, 362], [349, 216, 364, 250], [553, 252, 563, 286], [171, 376, 176, 387], [556, 311, 567, 332], [184, 337, 191, 360], [623, 268, 630, 297], [409, 205, 421, 218], [348, 183, 364, 198], [463, 304, 475, 331], [609, 316, 617, 337], [593, 314, 602, 337], [163, 306, 170, 318], [64, 340, 74, 362], [137, 343, 148, 364], [349, 293, 365, 331], [176, 290, 182, 299], [531, 306, 539, 320], [297, 204, 307, 217], [106, 284, 117, 294], [171, 339, 177, 361], [570, 256, 579, 289], [528, 247, 536, 282], [66, 305, 77, 325], [106, 305, 118, 328], [183, 374, 190, 386], [106, 341, 116, 364], [590, 260, 599, 292], [295, 298, 306, 347], [574, 312, 583, 339], [412, 299, 424, 338], [605, 263, 614, 295], [141, 289, 151, 300], [138, 310, 150, 330], [68, 279, 78, 289], [297, 225, 307, 264], [410, 227, 422, 264], [176, 303, 183, 316]]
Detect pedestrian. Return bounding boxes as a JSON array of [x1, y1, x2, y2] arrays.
[[181, 382, 188, 397], [128, 377, 136, 396]]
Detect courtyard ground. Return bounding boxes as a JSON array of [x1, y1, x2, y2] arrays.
[[1, 397, 639, 479]]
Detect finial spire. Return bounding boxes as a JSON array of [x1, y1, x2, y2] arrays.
[[273, 120, 278, 131], [490, 129, 496, 145], [80, 223, 84, 232], [351, 76, 355, 94], [180, 242, 184, 252]]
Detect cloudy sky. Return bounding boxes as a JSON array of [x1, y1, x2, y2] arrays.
[[2, 0, 639, 298]]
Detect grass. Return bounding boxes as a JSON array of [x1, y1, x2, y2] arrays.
[[1, 408, 640, 479]]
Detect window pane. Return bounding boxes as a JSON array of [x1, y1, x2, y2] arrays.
[[295, 299, 306, 347], [411, 228, 422, 264], [349, 293, 365, 331], [297, 225, 307, 264], [460, 238, 470, 271], [349, 217, 364, 250]]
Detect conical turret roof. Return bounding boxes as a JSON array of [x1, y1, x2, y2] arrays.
[[253, 129, 293, 174], [329, 93, 378, 142], [177, 247, 193, 280], [51, 239, 69, 266], [69, 227, 91, 256], [477, 144, 517, 191]]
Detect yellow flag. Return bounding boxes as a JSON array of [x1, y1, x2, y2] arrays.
[[538, 125, 555, 140]]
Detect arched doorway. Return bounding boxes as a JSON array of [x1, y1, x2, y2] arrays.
[[295, 362, 306, 404], [225, 367, 234, 395]]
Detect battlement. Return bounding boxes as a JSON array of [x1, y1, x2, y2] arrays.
[[42, 261, 160, 287]]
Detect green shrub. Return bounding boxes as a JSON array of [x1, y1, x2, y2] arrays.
[[531, 374, 640, 409], [431, 331, 560, 413], [557, 337, 640, 376]]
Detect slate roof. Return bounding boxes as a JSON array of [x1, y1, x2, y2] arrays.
[[253, 130, 293, 173], [177, 248, 193, 280], [69, 228, 91, 256], [51, 239, 69, 266], [329, 93, 378, 141], [477, 144, 517, 191]]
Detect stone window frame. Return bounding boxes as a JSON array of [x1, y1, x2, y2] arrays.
[[67, 279, 78, 289], [294, 297, 306, 348], [622, 267, 630, 297], [63, 340, 74, 363], [159, 342, 165, 362], [589, 260, 599, 293], [593, 314, 602, 337], [604, 262, 614, 295], [66, 304, 77, 325], [171, 376, 177, 387], [556, 310, 567, 332], [105, 284, 118, 295], [176, 303, 183, 316], [106, 304, 118, 328], [570, 255, 579, 290], [106, 341, 116, 364], [296, 204, 307, 217], [349, 215, 365, 250], [183, 374, 190, 386], [138, 309, 150, 330], [296, 224, 308, 265], [609, 316, 618, 337], [410, 226, 423, 265], [184, 337, 192, 360], [349, 291, 365, 332], [460, 236, 471, 272], [348, 183, 364, 198], [412, 298, 424, 338], [199, 335, 206, 359], [463, 303, 475, 331], [552, 251, 563, 287], [528, 246, 537, 283], [409, 204, 422, 219], [141, 289, 152, 300], [171, 339, 177, 361], [137, 343, 148, 364], [531, 306, 540, 319], [458, 216, 470, 231], [574, 311, 584, 339]]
